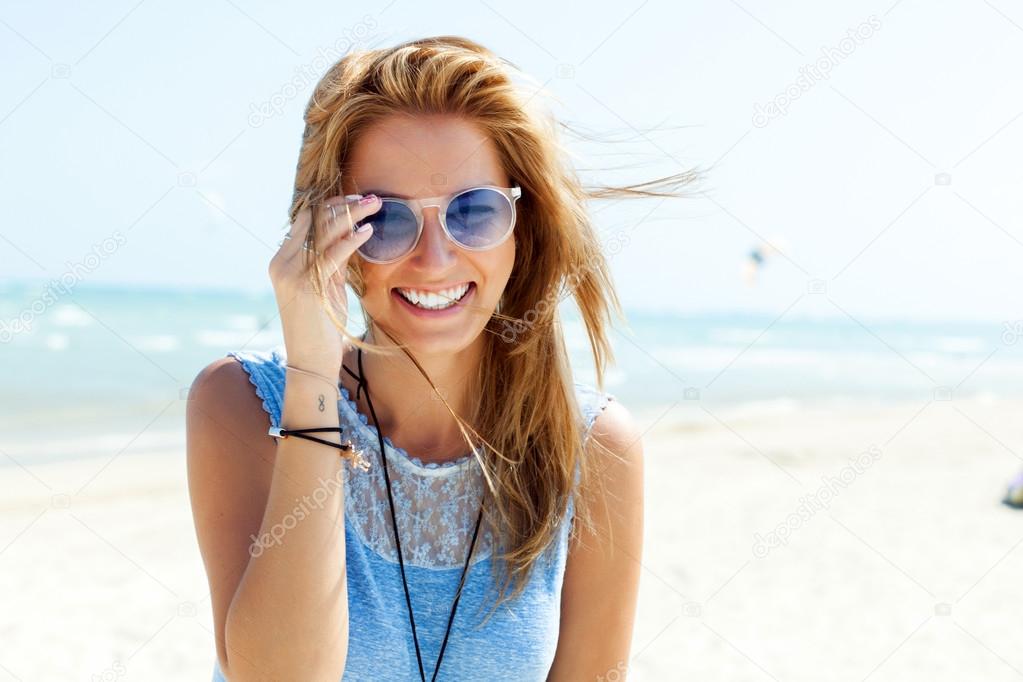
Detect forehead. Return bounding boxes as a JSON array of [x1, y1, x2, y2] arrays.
[[344, 114, 508, 198]]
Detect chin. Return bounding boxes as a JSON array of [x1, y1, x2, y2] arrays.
[[388, 324, 487, 358], [363, 278, 501, 356]]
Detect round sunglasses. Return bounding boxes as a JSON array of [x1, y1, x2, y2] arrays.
[[352, 185, 522, 264]]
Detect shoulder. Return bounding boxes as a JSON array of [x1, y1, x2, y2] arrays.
[[189, 354, 260, 407], [188, 351, 277, 428], [185, 353, 279, 474], [573, 381, 617, 443], [186, 355, 279, 674], [216, 346, 288, 427], [564, 382, 643, 517], [185, 351, 284, 506], [551, 395, 645, 676], [570, 384, 644, 538], [571, 381, 640, 461], [583, 396, 645, 484]]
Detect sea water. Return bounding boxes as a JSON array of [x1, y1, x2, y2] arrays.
[[1, 280, 1020, 466]]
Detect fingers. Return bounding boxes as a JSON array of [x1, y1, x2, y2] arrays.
[[321, 194, 380, 242], [278, 206, 313, 261], [278, 193, 380, 263], [317, 194, 380, 272], [323, 219, 373, 272]]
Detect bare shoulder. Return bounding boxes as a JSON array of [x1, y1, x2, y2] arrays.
[[186, 356, 277, 662], [586, 397, 645, 468], [186, 355, 277, 485], [186, 354, 278, 530], [574, 397, 645, 544], [550, 399, 645, 678]]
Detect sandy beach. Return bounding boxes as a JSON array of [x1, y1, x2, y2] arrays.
[[1, 395, 1021, 681]]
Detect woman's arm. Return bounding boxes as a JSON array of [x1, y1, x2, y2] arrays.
[[547, 400, 646, 681], [187, 358, 350, 681]]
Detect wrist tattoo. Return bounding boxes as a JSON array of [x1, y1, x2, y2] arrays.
[[318, 394, 326, 411]]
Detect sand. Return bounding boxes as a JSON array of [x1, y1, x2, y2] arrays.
[[1, 395, 1021, 681]]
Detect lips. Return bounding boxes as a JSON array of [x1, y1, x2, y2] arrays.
[[391, 282, 477, 316], [394, 281, 473, 309]]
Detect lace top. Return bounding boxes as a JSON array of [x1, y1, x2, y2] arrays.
[[213, 346, 615, 681]]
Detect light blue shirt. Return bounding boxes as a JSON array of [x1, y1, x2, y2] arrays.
[[211, 346, 614, 681]]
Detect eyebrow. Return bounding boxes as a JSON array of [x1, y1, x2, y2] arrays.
[[360, 182, 502, 199]]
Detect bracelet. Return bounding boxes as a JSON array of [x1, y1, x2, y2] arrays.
[[268, 425, 371, 471], [285, 364, 341, 401]]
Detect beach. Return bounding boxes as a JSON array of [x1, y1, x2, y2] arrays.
[[2, 394, 1021, 680], [3, 0, 1021, 676]]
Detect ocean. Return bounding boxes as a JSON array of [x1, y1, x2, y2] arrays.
[[2, 280, 1020, 466]]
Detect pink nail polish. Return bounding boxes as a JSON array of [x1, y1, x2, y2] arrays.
[[359, 194, 378, 205]]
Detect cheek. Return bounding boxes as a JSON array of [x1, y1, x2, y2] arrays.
[[484, 239, 516, 300], [356, 264, 389, 306], [499, 234, 516, 275]]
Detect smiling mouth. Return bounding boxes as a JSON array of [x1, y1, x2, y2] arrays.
[[392, 282, 475, 310]]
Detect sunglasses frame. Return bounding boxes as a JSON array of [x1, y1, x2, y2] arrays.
[[354, 184, 523, 264]]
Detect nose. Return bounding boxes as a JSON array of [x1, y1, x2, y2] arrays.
[[409, 206, 458, 268]]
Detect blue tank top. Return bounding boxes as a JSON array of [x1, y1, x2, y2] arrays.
[[210, 346, 615, 681]]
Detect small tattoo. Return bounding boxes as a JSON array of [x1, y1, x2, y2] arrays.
[[318, 394, 325, 411]]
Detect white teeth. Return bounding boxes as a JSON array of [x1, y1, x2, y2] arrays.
[[397, 283, 471, 310]]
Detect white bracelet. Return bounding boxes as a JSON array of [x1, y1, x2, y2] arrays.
[[285, 364, 341, 401]]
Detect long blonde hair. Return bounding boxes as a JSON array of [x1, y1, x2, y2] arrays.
[[287, 35, 701, 612]]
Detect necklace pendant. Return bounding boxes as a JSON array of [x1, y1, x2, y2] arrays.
[[343, 443, 372, 472]]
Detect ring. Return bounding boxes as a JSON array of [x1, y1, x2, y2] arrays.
[[278, 233, 292, 247], [328, 204, 337, 222]]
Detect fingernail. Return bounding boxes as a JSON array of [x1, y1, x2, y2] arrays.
[[355, 222, 373, 233], [358, 194, 378, 205]]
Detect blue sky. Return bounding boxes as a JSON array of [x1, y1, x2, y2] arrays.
[[1, 0, 1021, 322]]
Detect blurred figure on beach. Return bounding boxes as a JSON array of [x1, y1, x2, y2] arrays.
[[742, 238, 788, 286], [1003, 469, 1023, 508]]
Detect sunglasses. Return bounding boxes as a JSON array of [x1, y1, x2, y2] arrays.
[[352, 185, 522, 264]]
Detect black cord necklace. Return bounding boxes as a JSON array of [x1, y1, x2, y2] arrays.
[[341, 345, 485, 682]]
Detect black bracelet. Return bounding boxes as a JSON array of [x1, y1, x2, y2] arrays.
[[268, 426, 351, 449], [267, 426, 372, 471]]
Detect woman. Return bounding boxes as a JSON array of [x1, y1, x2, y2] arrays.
[[187, 36, 693, 681]]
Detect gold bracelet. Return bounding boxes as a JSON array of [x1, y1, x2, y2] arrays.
[[285, 364, 341, 401]]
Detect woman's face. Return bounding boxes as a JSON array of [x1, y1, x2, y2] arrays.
[[343, 114, 516, 357]]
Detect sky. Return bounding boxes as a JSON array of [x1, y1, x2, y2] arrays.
[[1, 0, 1021, 323]]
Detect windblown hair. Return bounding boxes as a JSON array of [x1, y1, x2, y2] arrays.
[[287, 35, 700, 613]]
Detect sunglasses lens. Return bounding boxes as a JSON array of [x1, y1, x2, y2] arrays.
[[355, 200, 419, 262], [445, 188, 514, 249]]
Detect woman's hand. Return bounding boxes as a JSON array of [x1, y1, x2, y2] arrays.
[[268, 193, 380, 374]]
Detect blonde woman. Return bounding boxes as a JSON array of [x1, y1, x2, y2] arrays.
[[187, 36, 693, 681]]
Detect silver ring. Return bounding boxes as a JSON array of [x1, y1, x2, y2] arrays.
[[328, 204, 337, 222]]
